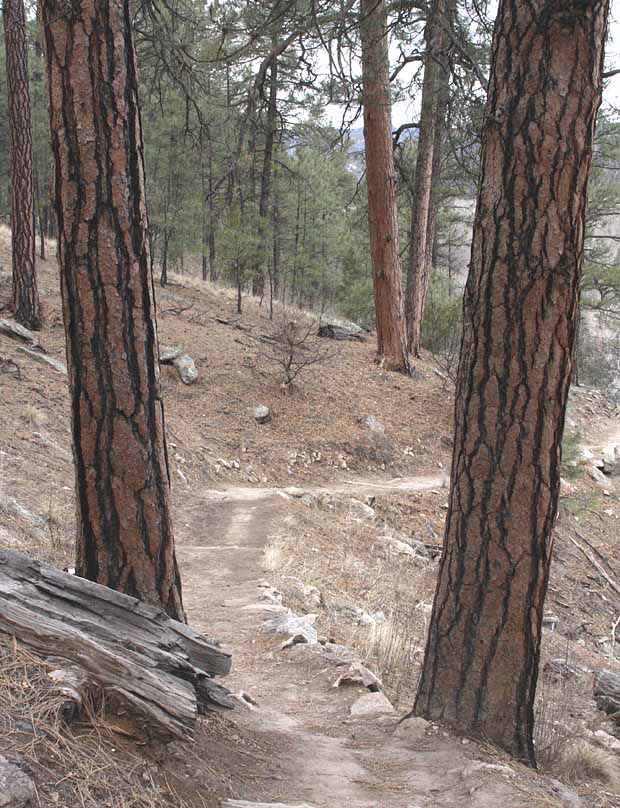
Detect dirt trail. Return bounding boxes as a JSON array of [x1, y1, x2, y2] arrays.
[[175, 476, 557, 808]]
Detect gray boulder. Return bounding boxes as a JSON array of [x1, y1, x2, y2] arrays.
[[350, 691, 395, 717]]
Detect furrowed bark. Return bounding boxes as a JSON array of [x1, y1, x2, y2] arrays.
[[413, 0, 609, 766], [41, 0, 184, 620], [4, 0, 41, 330], [360, 0, 409, 372]]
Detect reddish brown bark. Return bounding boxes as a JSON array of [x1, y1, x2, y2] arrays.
[[360, 0, 409, 372], [41, 0, 184, 620], [405, 0, 452, 356], [4, 0, 41, 330], [413, 0, 609, 766]]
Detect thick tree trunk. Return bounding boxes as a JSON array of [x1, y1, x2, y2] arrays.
[[360, 0, 408, 372], [413, 0, 609, 766], [41, 0, 184, 621], [405, 0, 451, 356], [4, 0, 41, 331]]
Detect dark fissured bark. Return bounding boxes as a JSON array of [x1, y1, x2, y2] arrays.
[[360, 0, 409, 372], [41, 0, 184, 621], [413, 0, 609, 765], [4, 0, 41, 330]]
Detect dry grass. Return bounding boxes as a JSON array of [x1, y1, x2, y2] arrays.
[[0, 635, 207, 808], [263, 495, 437, 708], [559, 742, 616, 786]]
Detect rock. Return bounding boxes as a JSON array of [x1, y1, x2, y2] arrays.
[[254, 405, 271, 424], [0, 755, 35, 808], [547, 778, 584, 808], [327, 597, 363, 620], [358, 610, 386, 626], [174, 353, 198, 384], [300, 494, 315, 508], [359, 415, 385, 433], [263, 611, 318, 644], [349, 691, 395, 717], [349, 499, 375, 521], [459, 761, 513, 779], [333, 662, 383, 692], [594, 670, 620, 720], [592, 729, 620, 751], [283, 486, 305, 498], [392, 716, 430, 745], [159, 345, 183, 364], [602, 444, 620, 476], [589, 465, 608, 486], [258, 587, 282, 606], [379, 536, 417, 557], [578, 447, 595, 463]]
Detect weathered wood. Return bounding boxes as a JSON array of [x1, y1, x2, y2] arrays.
[[0, 318, 37, 345], [594, 670, 620, 721], [17, 345, 67, 375], [317, 323, 366, 342], [0, 549, 233, 740]]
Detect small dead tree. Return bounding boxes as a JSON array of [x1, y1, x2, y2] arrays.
[[259, 313, 336, 391]]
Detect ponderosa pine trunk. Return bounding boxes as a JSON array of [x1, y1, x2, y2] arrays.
[[360, 0, 409, 372], [4, 0, 41, 330], [41, 0, 184, 621], [413, 0, 609, 765], [405, 0, 451, 356]]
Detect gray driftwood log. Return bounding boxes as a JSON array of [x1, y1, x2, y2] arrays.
[[0, 548, 233, 740]]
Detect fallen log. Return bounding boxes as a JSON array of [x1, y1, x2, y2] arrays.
[[317, 322, 366, 342], [0, 548, 233, 741]]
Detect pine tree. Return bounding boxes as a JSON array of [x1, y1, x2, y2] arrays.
[[360, 0, 409, 371], [413, 0, 609, 765], [41, 0, 184, 620], [3, 0, 41, 330]]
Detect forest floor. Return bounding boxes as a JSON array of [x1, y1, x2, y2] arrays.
[[2, 231, 620, 807]]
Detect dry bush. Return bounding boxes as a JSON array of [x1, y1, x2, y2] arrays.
[[534, 669, 578, 770], [258, 311, 336, 391], [0, 636, 203, 808]]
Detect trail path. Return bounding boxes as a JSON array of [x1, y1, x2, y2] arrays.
[[175, 476, 556, 808]]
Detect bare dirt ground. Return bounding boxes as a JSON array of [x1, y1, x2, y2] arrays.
[[2, 235, 620, 806], [179, 480, 570, 808]]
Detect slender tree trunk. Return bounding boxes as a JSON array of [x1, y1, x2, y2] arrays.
[[253, 55, 279, 299], [360, 0, 409, 372], [41, 0, 184, 621], [413, 0, 609, 765], [4, 0, 41, 330], [405, 0, 451, 356]]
